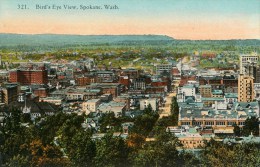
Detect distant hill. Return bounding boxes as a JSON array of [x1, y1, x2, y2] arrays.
[[0, 34, 259, 53], [0, 34, 174, 46]]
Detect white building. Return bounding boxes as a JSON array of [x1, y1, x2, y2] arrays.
[[213, 101, 227, 110], [97, 101, 126, 117], [156, 64, 174, 75], [224, 93, 238, 104], [254, 83, 260, 100], [140, 98, 158, 111], [239, 53, 258, 74], [178, 84, 196, 97], [82, 99, 101, 115], [41, 97, 64, 105]]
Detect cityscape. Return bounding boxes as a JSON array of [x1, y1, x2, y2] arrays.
[[0, 0, 260, 166], [0, 35, 259, 166]]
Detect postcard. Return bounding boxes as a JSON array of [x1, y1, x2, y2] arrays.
[[0, 1, 259, 167]]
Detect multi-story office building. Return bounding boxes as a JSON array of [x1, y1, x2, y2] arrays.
[[238, 74, 254, 102], [156, 64, 174, 75], [132, 78, 146, 90], [199, 85, 212, 97], [239, 53, 258, 74], [96, 71, 117, 83], [82, 99, 101, 115], [178, 84, 196, 97], [0, 84, 18, 104], [256, 67, 260, 83]]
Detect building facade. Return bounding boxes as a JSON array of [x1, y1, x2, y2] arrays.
[[1, 84, 18, 104], [238, 74, 254, 102], [83, 99, 101, 115], [139, 98, 158, 111], [156, 64, 174, 75], [239, 53, 258, 74], [9, 66, 48, 85], [178, 84, 196, 97], [199, 85, 212, 97]]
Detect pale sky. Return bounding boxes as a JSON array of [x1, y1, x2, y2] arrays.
[[0, 0, 259, 40]]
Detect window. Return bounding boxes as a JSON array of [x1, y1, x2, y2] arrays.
[[205, 121, 214, 125], [216, 122, 225, 126], [228, 122, 235, 126], [194, 121, 202, 125], [181, 122, 190, 125]]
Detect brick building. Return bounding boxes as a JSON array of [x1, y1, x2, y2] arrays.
[[179, 75, 196, 87], [89, 83, 121, 98], [1, 84, 18, 104], [198, 76, 222, 86], [199, 85, 212, 97], [146, 86, 165, 94], [34, 88, 48, 98], [76, 75, 97, 86], [223, 75, 238, 87], [121, 68, 139, 79], [119, 76, 130, 89], [9, 65, 48, 85]]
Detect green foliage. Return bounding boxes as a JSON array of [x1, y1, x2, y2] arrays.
[[99, 112, 122, 133], [131, 109, 159, 137], [37, 112, 76, 144], [201, 139, 260, 167], [242, 116, 259, 136], [1, 107, 260, 167], [170, 96, 179, 126], [95, 133, 130, 167], [134, 131, 182, 167], [5, 154, 30, 167], [20, 113, 32, 124], [0, 109, 71, 167], [2, 108, 22, 135], [233, 123, 241, 137], [126, 133, 146, 150], [67, 130, 96, 167], [179, 151, 201, 167], [156, 116, 175, 128]]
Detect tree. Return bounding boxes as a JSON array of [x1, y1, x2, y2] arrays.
[[144, 104, 153, 114], [5, 155, 30, 167], [95, 134, 130, 167], [201, 139, 260, 167], [242, 116, 259, 136], [233, 123, 241, 137], [170, 96, 179, 125], [2, 108, 23, 135], [67, 130, 96, 167], [179, 151, 201, 167], [132, 112, 159, 137], [29, 139, 71, 167], [99, 112, 122, 133], [126, 133, 145, 150], [38, 112, 73, 145], [134, 131, 183, 167], [20, 113, 32, 124]]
